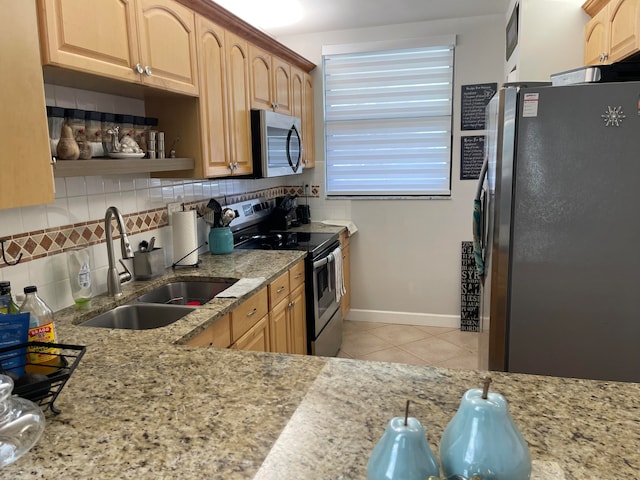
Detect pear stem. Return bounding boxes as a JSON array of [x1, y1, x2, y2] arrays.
[[481, 376, 492, 399], [404, 399, 410, 426]]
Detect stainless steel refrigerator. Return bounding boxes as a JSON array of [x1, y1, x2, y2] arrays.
[[476, 82, 640, 383]]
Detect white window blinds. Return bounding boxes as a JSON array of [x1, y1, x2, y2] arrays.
[[323, 42, 454, 197]]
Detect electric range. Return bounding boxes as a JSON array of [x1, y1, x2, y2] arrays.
[[223, 198, 343, 357]]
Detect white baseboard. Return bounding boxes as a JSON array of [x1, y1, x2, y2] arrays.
[[345, 309, 460, 328]]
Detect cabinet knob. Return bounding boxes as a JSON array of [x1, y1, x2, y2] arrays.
[[144, 66, 152, 76], [50, 157, 57, 166], [135, 63, 144, 74]]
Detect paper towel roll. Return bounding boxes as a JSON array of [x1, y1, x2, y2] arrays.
[[172, 210, 199, 266]]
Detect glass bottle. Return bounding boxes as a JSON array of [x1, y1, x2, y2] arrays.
[[66, 247, 92, 307], [46, 106, 65, 157], [19, 286, 61, 375], [64, 108, 86, 139], [0, 374, 46, 468], [84, 111, 103, 158], [0, 282, 20, 314]]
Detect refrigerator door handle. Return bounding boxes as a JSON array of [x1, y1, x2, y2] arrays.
[[472, 155, 489, 279]]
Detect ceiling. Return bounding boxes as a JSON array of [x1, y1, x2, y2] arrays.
[[213, 0, 510, 38]]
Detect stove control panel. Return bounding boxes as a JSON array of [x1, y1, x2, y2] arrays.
[[225, 198, 275, 231]]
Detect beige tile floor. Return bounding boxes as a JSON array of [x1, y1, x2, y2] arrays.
[[338, 320, 479, 370]]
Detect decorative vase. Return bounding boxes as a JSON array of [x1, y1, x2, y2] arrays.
[[367, 416, 440, 480], [209, 227, 234, 254], [439, 385, 531, 480]]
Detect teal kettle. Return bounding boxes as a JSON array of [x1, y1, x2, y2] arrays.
[[367, 401, 440, 480], [439, 379, 531, 480]]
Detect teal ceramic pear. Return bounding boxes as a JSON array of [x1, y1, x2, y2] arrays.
[[367, 416, 440, 480], [439, 387, 531, 480]]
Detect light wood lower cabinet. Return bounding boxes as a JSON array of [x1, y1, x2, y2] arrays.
[[185, 314, 231, 348], [187, 261, 306, 354], [232, 314, 270, 352], [267, 261, 306, 355], [340, 230, 351, 319]]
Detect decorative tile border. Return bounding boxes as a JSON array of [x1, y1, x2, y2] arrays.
[[0, 185, 320, 269]]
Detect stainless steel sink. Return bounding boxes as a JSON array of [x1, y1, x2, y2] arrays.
[[135, 280, 237, 305], [79, 304, 195, 330]]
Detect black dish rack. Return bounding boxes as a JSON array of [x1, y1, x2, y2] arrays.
[[0, 341, 86, 414]]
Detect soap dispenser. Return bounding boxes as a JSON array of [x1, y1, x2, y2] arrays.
[[439, 377, 532, 480], [367, 400, 440, 480]]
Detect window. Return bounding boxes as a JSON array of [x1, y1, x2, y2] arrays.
[[323, 37, 455, 197]]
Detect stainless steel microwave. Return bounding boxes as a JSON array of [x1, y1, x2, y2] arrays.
[[251, 109, 302, 178]]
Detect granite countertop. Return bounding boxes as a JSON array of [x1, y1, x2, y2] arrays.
[[3, 224, 640, 478]]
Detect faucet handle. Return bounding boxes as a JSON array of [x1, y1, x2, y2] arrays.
[[121, 233, 134, 259], [118, 259, 132, 284]]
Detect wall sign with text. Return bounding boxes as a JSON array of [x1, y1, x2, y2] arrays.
[[461, 83, 497, 131], [460, 135, 485, 180]]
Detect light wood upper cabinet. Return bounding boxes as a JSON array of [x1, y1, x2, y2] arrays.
[[303, 72, 315, 168], [135, 0, 198, 95], [2, 0, 54, 209], [249, 45, 291, 114], [37, 0, 140, 82], [291, 67, 315, 169], [272, 57, 292, 114], [195, 15, 229, 177], [585, 6, 609, 65], [38, 0, 198, 95], [249, 45, 273, 111], [584, 0, 640, 65], [225, 31, 253, 175]]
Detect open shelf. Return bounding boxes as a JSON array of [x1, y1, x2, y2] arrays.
[[53, 157, 194, 177]]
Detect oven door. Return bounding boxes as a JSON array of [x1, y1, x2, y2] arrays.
[[311, 241, 341, 337]]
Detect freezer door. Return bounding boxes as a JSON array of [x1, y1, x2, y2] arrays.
[[480, 87, 518, 371], [507, 82, 640, 382]]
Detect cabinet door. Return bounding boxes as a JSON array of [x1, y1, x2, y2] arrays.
[[186, 314, 231, 348], [585, 6, 610, 65], [233, 315, 270, 352], [196, 15, 230, 177], [269, 299, 289, 353], [225, 31, 253, 175], [272, 57, 292, 114], [302, 72, 316, 168], [609, 0, 640, 61], [289, 284, 307, 355], [136, 0, 199, 95], [249, 45, 273, 111], [37, 0, 140, 82], [1, 1, 54, 208], [291, 67, 304, 148]]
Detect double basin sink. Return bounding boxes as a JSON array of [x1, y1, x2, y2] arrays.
[[80, 279, 237, 330]]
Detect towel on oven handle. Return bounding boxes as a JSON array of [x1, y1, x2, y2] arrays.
[[331, 246, 346, 303]]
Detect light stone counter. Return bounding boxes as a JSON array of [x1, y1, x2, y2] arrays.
[[3, 242, 640, 479]]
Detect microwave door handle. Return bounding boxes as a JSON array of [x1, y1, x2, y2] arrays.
[[286, 124, 302, 172]]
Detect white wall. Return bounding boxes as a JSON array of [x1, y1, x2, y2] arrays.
[[506, 0, 588, 82], [281, 15, 505, 327]]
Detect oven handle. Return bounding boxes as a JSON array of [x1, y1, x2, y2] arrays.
[[314, 253, 336, 292]]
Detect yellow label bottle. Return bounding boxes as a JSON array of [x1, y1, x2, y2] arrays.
[[19, 286, 62, 375]]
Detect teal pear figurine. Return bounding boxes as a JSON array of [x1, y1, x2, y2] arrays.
[[367, 400, 440, 480], [439, 377, 531, 480]]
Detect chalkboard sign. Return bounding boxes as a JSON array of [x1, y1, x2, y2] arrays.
[[460, 135, 485, 180], [461, 83, 497, 131], [461, 241, 480, 332]]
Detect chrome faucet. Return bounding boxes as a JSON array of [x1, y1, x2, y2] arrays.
[[105, 206, 134, 296]]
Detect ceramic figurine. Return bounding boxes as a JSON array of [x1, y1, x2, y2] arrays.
[[105, 126, 142, 154], [439, 378, 531, 480], [367, 401, 440, 480]]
